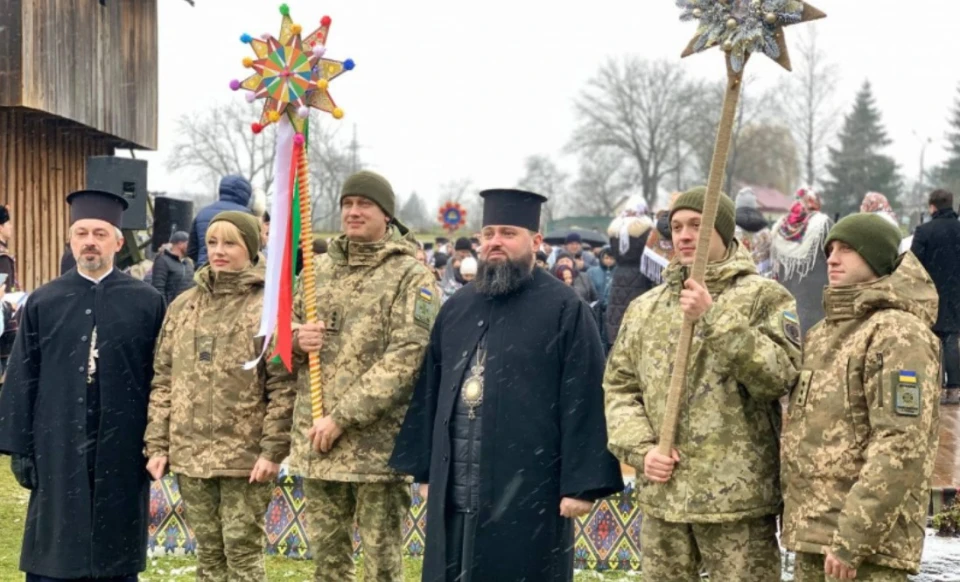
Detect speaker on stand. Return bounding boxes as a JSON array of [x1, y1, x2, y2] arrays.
[[152, 197, 195, 252]]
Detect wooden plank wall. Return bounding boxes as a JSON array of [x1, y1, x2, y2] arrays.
[[0, 0, 24, 107], [0, 108, 110, 290], [14, 0, 158, 149]]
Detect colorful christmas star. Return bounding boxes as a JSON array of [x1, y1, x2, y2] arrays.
[[678, 0, 825, 72], [230, 4, 355, 134]]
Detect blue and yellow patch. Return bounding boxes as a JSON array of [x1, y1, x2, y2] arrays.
[[414, 287, 437, 330], [782, 311, 801, 347], [895, 370, 920, 417]]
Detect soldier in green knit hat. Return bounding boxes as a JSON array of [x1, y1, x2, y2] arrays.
[[782, 213, 941, 581], [604, 186, 801, 580]]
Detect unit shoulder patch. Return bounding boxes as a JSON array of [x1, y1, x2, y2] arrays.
[[782, 311, 801, 348], [414, 287, 436, 330], [894, 370, 920, 417]]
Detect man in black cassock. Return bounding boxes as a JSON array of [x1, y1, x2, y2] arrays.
[[0, 190, 166, 582], [390, 189, 623, 581]]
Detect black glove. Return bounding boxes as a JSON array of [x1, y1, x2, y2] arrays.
[[10, 454, 38, 490]]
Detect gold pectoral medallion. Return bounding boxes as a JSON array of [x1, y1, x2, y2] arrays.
[[461, 347, 486, 420]]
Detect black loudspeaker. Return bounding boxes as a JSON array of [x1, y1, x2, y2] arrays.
[[86, 156, 149, 230], [152, 197, 195, 252]]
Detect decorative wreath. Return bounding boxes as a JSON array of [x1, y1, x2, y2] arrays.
[[677, 0, 804, 72]]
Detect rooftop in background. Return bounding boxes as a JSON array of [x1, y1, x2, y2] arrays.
[[741, 184, 794, 215]]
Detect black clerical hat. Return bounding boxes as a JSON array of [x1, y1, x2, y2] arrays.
[[479, 189, 548, 232], [66, 189, 128, 228]]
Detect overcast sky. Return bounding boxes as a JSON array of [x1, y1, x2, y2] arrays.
[[141, 0, 960, 209]]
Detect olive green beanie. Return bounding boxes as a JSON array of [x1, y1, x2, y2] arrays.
[[341, 170, 395, 218], [209, 210, 261, 261], [824, 213, 902, 277], [669, 186, 737, 246]]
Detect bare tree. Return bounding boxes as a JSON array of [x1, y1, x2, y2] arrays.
[[570, 57, 697, 207], [305, 121, 357, 232], [517, 155, 568, 224], [166, 101, 277, 196], [684, 77, 786, 194], [776, 26, 840, 188], [570, 149, 634, 216], [734, 123, 801, 195]]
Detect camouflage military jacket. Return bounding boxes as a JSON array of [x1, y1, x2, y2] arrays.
[[290, 225, 438, 482], [604, 244, 801, 523], [781, 253, 940, 574], [144, 260, 297, 478]]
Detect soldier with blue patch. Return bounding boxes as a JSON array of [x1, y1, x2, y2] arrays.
[[782, 213, 942, 581]]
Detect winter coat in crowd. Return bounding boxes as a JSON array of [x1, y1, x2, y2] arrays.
[[187, 175, 254, 267], [144, 260, 297, 478], [911, 208, 960, 333], [604, 244, 800, 523], [782, 253, 941, 574], [586, 250, 614, 303], [289, 223, 438, 482], [604, 216, 656, 346], [150, 249, 196, 305]]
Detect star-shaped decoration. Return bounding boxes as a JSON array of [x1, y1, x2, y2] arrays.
[[230, 5, 354, 134], [679, 0, 825, 72]]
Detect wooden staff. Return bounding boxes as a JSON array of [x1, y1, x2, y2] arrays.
[[658, 55, 744, 456], [295, 141, 324, 420]]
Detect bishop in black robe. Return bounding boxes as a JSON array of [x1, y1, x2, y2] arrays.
[[390, 189, 623, 581], [0, 190, 166, 581]]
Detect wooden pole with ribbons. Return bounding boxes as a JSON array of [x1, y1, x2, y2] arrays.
[[294, 141, 324, 419], [660, 1, 826, 456]]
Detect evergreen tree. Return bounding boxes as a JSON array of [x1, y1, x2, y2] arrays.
[[399, 191, 431, 231], [936, 83, 960, 196], [822, 81, 902, 217]]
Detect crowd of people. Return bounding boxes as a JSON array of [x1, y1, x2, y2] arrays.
[[0, 174, 956, 582]]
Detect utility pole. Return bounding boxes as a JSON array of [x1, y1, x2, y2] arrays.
[[349, 124, 359, 173]]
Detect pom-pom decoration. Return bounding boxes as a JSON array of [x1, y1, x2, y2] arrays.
[[438, 202, 468, 233], [233, 6, 354, 132], [293, 134, 305, 146], [251, 122, 264, 134], [229, 79, 241, 91], [240, 33, 253, 43]]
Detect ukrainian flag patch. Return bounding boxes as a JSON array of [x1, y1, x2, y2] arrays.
[[895, 370, 920, 417], [414, 287, 437, 330], [899, 370, 917, 384], [782, 311, 801, 347]]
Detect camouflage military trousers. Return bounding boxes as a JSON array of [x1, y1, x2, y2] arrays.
[[793, 552, 909, 581], [178, 476, 274, 582], [303, 479, 411, 582], [640, 514, 780, 581]]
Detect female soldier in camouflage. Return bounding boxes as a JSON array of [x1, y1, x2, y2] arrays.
[[144, 211, 297, 582]]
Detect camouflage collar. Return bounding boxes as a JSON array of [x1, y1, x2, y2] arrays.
[[822, 252, 938, 325], [664, 242, 757, 295], [329, 224, 417, 267], [195, 262, 265, 295]]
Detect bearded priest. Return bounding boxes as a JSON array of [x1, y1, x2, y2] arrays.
[[390, 188, 623, 582]]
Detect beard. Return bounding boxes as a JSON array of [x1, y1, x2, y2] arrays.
[[474, 253, 534, 297]]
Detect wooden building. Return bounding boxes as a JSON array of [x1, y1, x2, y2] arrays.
[[0, 0, 158, 289]]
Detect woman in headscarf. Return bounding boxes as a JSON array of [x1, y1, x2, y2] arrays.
[[770, 187, 833, 335], [144, 211, 297, 581], [734, 188, 773, 277], [860, 192, 900, 227], [554, 253, 598, 303]]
